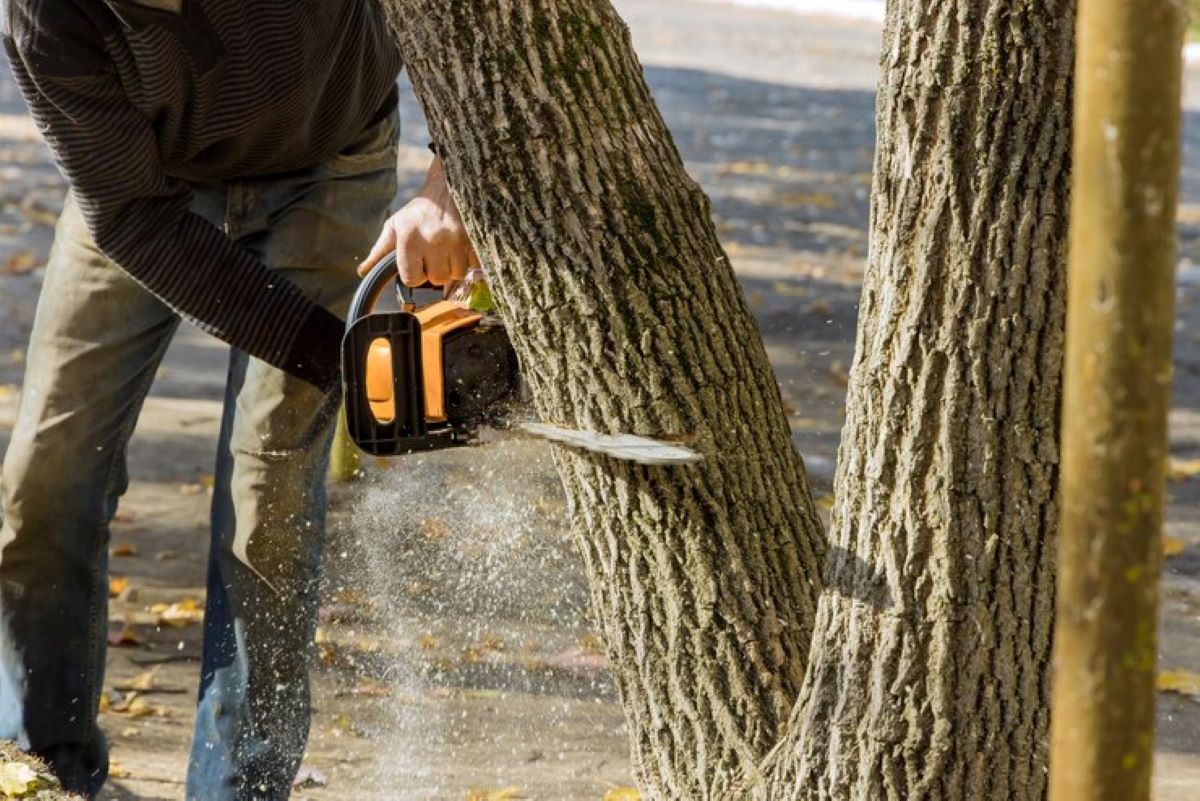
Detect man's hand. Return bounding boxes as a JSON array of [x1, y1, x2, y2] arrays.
[[357, 155, 479, 286]]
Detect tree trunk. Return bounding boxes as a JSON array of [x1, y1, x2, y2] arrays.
[[380, 2, 826, 796], [760, 2, 1073, 798]]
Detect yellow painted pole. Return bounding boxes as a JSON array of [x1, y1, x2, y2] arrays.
[[1049, 2, 1184, 800]]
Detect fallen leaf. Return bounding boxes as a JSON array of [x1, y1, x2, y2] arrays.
[[466, 789, 522, 801], [1158, 670, 1200, 698], [578, 633, 605, 655], [1168, 458, 1200, 482], [331, 713, 367, 738], [0, 761, 41, 797], [4, 250, 38, 274], [1163, 535, 1188, 558], [152, 598, 204, 627], [338, 678, 392, 699], [111, 542, 138, 557], [110, 692, 171, 719], [199, 474, 215, 489], [109, 577, 130, 598], [107, 624, 144, 647], [109, 761, 131, 779], [604, 789, 641, 801], [116, 669, 159, 692], [99, 693, 110, 713], [771, 281, 808, 299], [420, 517, 451, 542], [293, 765, 328, 789]]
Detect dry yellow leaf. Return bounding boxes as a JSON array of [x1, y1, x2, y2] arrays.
[[0, 761, 40, 797], [1163, 535, 1188, 558], [110, 693, 171, 719], [420, 517, 452, 542], [1168, 458, 1200, 482], [604, 789, 642, 801], [771, 281, 809, 299], [153, 598, 204, 627], [465, 789, 522, 801], [107, 623, 144, 647], [109, 761, 131, 779], [110, 542, 138, 557], [109, 577, 130, 598], [118, 669, 159, 692], [1157, 670, 1200, 698]]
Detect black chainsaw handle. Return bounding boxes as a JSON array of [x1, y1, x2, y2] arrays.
[[346, 253, 439, 326]]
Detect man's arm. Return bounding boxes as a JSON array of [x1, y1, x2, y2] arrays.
[[357, 154, 480, 287], [5, 37, 345, 391]]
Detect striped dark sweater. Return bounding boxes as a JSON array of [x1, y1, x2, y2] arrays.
[[2, 0, 403, 391]]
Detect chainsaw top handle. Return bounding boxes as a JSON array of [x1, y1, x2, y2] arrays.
[[346, 253, 439, 324]]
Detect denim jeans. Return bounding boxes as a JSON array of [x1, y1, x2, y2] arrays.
[[0, 112, 397, 799]]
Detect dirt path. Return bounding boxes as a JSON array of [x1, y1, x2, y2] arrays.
[[0, 2, 1198, 799]]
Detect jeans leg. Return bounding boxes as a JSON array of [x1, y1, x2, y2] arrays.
[[187, 351, 338, 801], [0, 193, 179, 797], [187, 112, 397, 800]]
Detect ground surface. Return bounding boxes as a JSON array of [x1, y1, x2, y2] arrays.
[[0, 1, 1198, 799]]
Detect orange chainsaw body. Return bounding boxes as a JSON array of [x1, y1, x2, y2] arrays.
[[342, 256, 520, 455]]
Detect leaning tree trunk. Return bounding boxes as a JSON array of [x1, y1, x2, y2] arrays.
[[759, 2, 1073, 799], [382, 2, 826, 796]]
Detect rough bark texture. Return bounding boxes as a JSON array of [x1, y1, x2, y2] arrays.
[[380, 2, 826, 796], [760, 2, 1073, 799]]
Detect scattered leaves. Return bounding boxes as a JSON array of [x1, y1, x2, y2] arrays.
[[1158, 670, 1200, 698], [1168, 458, 1200, 482], [114, 669, 159, 693], [337, 678, 392, 699], [293, 765, 328, 789], [604, 789, 641, 801], [0, 761, 41, 797], [107, 623, 144, 648], [108, 692, 171, 718], [578, 633, 605, 655], [771, 281, 808, 299], [151, 598, 204, 627], [331, 713, 367, 738], [466, 789, 522, 801], [3, 250, 38, 275], [420, 517, 452, 542], [1164, 535, 1188, 559]]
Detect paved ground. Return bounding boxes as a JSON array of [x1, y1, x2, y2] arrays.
[[0, 1, 1198, 798]]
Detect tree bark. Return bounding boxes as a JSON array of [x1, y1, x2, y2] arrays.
[[760, 2, 1074, 799], [380, 2, 827, 796]]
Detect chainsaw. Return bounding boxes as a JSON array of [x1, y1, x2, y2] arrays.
[[341, 253, 520, 455], [341, 254, 702, 465]]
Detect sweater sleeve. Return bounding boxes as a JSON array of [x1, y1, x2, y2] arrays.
[[3, 37, 346, 392]]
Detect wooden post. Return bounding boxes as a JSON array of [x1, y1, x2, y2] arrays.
[[1049, 2, 1184, 800]]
